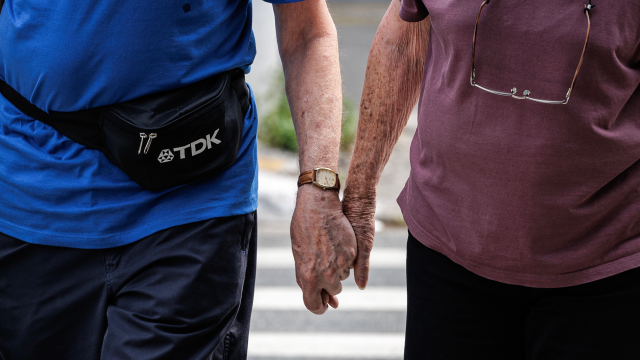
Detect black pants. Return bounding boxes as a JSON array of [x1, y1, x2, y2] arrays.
[[405, 233, 640, 360], [0, 212, 257, 360]]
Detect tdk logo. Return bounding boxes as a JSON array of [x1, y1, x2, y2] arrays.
[[157, 129, 221, 163], [158, 149, 174, 163]]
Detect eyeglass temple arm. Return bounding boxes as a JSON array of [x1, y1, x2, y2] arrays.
[[470, 0, 490, 85], [565, 4, 592, 102]]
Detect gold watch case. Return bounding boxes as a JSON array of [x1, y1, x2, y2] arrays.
[[313, 167, 338, 190]]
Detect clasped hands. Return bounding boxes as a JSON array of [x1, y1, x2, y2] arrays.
[[290, 184, 376, 314]]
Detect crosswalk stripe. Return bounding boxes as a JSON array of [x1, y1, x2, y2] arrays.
[[248, 332, 405, 358], [257, 248, 406, 269], [253, 286, 406, 311]]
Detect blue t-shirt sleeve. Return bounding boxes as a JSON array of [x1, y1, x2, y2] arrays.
[[399, 0, 429, 22]]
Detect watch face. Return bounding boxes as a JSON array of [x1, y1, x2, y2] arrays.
[[315, 168, 337, 188]]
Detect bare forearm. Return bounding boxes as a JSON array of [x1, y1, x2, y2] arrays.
[[274, 1, 356, 315], [342, 2, 430, 289], [274, 3, 342, 172], [344, 2, 430, 204]]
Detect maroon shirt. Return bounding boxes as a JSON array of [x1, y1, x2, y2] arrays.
[[398, 0, 640, 287]]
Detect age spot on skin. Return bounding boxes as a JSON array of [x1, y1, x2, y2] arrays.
[[182, 3, 191, 13]]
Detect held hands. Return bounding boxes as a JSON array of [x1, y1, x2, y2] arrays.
[[290, 185, 357, 315]]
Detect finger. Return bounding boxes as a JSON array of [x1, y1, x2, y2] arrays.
[[328, 294, 339, 309], [323, 277, 343, 297], [322, 290, 339, 309], [295, 268, 303, 289], [354, 241, 373, 290], [321, 290, 330, 307], [303, 288, 328, 315], [339, 267, 351, 281]]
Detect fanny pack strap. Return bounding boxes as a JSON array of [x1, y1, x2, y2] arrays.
[[0, 79, 53, 126], [0, 80, 126, 151], [0, 69, 250, 153]]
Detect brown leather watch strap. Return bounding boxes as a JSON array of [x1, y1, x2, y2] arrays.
[[334, 176, 341, 190], [297, 170, 315, 187]]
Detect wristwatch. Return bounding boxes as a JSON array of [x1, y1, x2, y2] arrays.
[[297, 167, 340, 191]]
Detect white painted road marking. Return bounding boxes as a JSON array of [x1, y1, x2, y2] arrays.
[[253, 286, 406, 311], [248, 332, 405, 358], [257, 248, 406, 269]]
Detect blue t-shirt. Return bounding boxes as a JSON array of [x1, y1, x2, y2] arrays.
[[0, 0, 299, 248]]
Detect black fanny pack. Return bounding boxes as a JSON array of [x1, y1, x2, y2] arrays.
[[0, 69, 250, 191]]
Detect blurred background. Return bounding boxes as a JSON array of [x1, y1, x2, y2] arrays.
[[246, 1, 419, 359]]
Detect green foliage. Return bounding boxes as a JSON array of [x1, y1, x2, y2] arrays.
[[258, 73, 299, 152], [340, 96, 357, 152], [258, 71, 357, 153]]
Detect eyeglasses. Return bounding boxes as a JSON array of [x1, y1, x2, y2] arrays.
[[470, 0, 594, 105]]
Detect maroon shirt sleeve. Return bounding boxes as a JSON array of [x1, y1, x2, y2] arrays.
[[399, 0, 429, 22]]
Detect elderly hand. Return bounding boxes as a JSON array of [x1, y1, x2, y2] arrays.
[[342, 186, 377, 290], [290, 185, 357, 314]]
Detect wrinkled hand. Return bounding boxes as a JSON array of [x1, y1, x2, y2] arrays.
[[290, 185, 357, 315], [342, 188, 377, 290]]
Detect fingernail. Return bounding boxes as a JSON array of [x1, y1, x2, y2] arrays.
[[357, 278, 367, 290]]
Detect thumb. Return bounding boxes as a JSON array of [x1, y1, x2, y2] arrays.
[[354, 241, 372, 290], [322, 290, 340, 309]]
